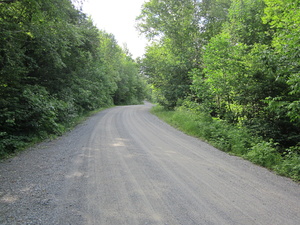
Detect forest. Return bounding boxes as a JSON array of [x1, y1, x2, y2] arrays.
[[137, 0, 300, 180], [0, 0, 147, 156], [1, 0, 299, 180]]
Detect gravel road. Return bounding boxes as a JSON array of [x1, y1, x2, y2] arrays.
[[1, 102, 300, 225]]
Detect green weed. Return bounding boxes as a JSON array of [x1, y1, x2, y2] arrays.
[[275, 147, 300, 181], [246, 141, 282, 168]]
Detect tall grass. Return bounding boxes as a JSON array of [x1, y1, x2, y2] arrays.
[[151, 105, 300, 182]]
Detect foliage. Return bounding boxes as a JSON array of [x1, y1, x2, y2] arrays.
[[152, 105, 300, 181], [137, 0, 206, 108], [227, 0, 271, 45], [275, 147, 300, 181], [152, 101, 256, 156], [246, 140, 281, 168], [201, 32, 248, 121], [199, 0, 232, 42], [142, 0, 300, 180], [0, 0, 146, 157], [113, 54, 147, 105], [263, 0, 300, 126], [141, 40, 191, 108]]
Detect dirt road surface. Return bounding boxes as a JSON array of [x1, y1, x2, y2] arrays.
[[1, 102, 300, 225]]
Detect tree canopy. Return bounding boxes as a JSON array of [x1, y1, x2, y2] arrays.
[[0, 0, 147, 156], [137, 0, 300, 152]]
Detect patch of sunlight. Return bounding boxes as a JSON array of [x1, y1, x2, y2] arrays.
[[0, 193, 19, 203]]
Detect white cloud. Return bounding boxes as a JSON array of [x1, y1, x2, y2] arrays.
[[82, 0, 148, 59]]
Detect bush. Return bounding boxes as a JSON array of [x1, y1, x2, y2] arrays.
[[227, 126, 257, 156], [0, 133, 31, 158], [151, 104, 300, 181], [0, 85, 67, 156], [275, 148, 300, 181], [246, 141, 282, 168], [20, 85, 66, 137], [152, 104, 253, 154]]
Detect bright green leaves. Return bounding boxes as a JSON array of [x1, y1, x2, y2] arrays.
[[142, 41, 177, 107], [137, 0, 197, 39], [262, 0, 300, 127], [137, 0, 201, 63], [263, 0, 300, 28], [200, 0, 232, 41], [139, 0, 300, 150], [137, 0, 203, 108], [200, 32, 249, 121], [138, 0, 300, 177], [114, 56, 146, 105], [263, 0, 300, 77], [227, 0, 271, 45], [141, 38, 192, 108]]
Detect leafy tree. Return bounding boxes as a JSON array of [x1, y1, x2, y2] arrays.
[[199, 0, 232, 42], [137, 0, 204, 108], [141, 38, 191, 108], [0, 0, 86, 153], [0, 0, 147, 156], [227, 0, 271, 45], [113, 53, 146, 105], [139, 0, 300, 174], [263, 0, 300, 125], [200, 32, 247, 121]]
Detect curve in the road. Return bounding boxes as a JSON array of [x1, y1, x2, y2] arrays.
[[1, 103, 299, 225]]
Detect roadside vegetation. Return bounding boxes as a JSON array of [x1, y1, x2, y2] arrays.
[[0, 0, 147, 158], [152, 105, 300, 181], [1, 0, 299, 181], [137, 0, 300, 181]]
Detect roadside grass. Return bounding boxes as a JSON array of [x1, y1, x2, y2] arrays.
[[0, 106, 111, 160], [151, 105, 300, 182]]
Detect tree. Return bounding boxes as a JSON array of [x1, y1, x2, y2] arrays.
[[227, 0, 271, 45], [263, 0, 300, 124], [137, 0, 204, 108], [0, 0, 87, 154], [141, 40, 190, 108], [199, 0, 232, 42], [0, 0, 147, 156]]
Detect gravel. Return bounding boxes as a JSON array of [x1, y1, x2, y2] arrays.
[[1, 103, 300, 225]]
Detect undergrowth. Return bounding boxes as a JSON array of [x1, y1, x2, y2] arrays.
[[151, 105, 300, 182], [0, 107, 111, 160]]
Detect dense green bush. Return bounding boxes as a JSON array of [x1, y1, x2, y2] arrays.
[[275, 147, 300, 181], [246, 141, 282, 168]]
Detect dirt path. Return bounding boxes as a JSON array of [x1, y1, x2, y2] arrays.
[[1, 102, 300, 225]]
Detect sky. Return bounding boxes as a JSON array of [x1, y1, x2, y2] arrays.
[[81, 0, 149, 59]]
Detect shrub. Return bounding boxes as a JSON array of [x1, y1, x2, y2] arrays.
[[275, 148, 300, 181], [152, 104, 300, 181], [246, 141, 282, 168]]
